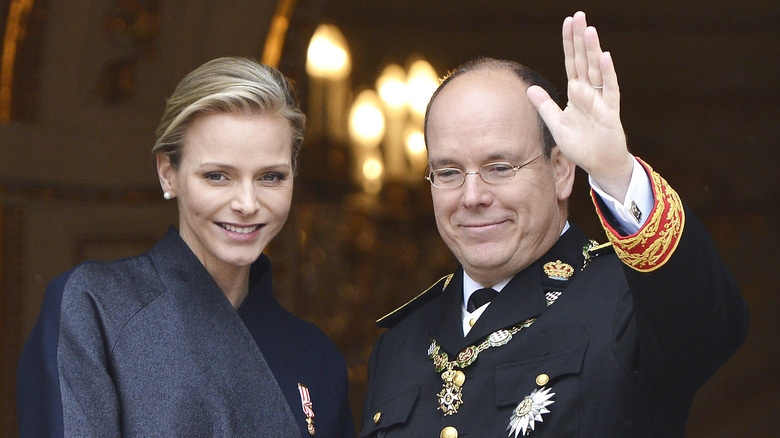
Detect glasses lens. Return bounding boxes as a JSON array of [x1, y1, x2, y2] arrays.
[[431, 169, 464, 188], [480, 163, 516, 183]]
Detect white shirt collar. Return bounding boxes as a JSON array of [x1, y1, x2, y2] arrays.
[[462, 220, 570, 307], [460, 221, 570, 336]]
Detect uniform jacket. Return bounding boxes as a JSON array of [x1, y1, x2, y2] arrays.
[[17, 227, 355, 438], [362, 190, 748, 436]]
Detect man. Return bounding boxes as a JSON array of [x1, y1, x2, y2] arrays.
[[361, 11, 748, 438]]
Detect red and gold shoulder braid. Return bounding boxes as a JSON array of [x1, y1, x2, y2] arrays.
[[591, 158, 685, 272]]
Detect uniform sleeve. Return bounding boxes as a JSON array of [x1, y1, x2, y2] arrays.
[[592, 158, 749, 389], [589, 157, 655, 235], [17, 267, 122, 437]]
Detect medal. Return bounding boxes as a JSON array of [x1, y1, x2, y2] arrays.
[[428, 318, 536, 416], [297, 383, 316, 435], [428, 257, 575, 417], [506, 387, 555, 437], [437, 370, 464, 415]]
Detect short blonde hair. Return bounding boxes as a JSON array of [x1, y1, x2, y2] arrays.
[[153, 57, 305, 170]]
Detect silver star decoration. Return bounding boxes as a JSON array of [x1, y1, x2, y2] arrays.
[[507, 387, 555, 437]]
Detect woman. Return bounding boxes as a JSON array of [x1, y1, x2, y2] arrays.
[[17, 57, 355, 437]]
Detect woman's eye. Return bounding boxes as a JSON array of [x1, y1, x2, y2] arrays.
[[260, 172, 287, 184], [205, 173, 225, 182]]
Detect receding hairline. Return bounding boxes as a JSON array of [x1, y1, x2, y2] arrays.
[[424, 57, 559, 159]]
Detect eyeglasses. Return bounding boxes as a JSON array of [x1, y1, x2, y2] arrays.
[[425, 153, 543, 189]]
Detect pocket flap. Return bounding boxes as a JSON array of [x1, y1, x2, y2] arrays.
[[360, 387, 420, 437], [494, 342, 588, 406]]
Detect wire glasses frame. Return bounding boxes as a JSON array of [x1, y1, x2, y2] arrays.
[[425, 153, 544, 189]]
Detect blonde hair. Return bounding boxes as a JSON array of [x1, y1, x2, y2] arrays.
[[153, 57, 305, 170]]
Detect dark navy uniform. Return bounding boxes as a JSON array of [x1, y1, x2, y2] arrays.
[[362, 165, 748, 437]]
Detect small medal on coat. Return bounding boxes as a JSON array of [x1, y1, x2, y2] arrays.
[[428, 319, 537, 418], [297, 383, 316, 435], [437, 368, 465, 415]]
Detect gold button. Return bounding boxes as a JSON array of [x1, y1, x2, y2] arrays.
[[468, 318, 476, 327], [440, 426, 458, 438], [536, 373, 549, 386], [373, 412, 381, 424]]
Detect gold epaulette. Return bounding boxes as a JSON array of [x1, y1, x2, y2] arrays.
[[587, 241, 613, 256], [581, 240, 614, 270], [591, 157, 685, 272], [376, 274, 453, 329]]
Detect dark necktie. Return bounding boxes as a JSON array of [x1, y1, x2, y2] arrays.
[[467, 288, 498, 312]]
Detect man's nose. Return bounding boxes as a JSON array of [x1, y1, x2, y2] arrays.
[[460, 172, 492, 207]]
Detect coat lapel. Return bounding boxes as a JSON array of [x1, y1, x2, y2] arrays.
[[147, 227, 301, 436], [464, 264, 547, 346], [429, 224, 593, 355], [429, 270, 467, 355]]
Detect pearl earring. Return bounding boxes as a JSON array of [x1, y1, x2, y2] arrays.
[[163, 192, 172, 200]]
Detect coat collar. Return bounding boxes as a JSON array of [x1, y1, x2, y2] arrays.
[[147, 227, 275, 312], [429, 224, 591, 354], [238, 252, 279, 318], [147, 227, 225, 303]]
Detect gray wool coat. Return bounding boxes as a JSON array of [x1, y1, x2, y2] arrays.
[[18, 228, 354, 437]]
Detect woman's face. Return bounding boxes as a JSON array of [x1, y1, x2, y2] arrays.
[[158, 111, 293, 277]]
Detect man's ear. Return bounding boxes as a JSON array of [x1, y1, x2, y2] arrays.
[[550, 146, 576, 202], [156, 153, 176, 198]]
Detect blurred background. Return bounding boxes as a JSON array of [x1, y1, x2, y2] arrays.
[[1, 0, 777, 435]]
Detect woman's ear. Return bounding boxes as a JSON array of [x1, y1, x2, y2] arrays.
[[156, 153, 176, 198], [550, 146, 576, 202]]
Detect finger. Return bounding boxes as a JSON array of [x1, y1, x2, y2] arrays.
[[585, 26, 604, 87], [527, 85, 563, 132], [562, 16, 576, 80], [572, 11, 589, 84], [600, 52, 620, 108]]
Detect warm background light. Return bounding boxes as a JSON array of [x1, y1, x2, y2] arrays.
[[404, 126, 427, 175], [376, 64, 408, 116], [362, 157, 384, 181], [406, 59, 438, 119], [306, 26, 439, 191], [348, 89, 385, 148], [405, 129, 425, 157], [306, 24, 351, 80], [361, 154, 384, 195]]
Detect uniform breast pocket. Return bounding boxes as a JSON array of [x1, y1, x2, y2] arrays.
[[494, 342, 588, 436], [360, 387, 420, 438]]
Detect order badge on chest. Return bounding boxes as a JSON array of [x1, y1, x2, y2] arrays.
[[424, 256, 588, 435], [427, 318, 537, 416]]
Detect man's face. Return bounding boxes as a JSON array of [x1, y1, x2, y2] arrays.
[[425, 69, 573, 286]]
